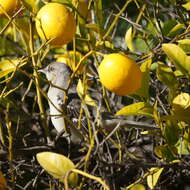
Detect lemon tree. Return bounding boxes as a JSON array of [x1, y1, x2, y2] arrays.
[[98, 53, 142, 96], [35, 2, 76, 46], [0, 0, 190, 189]]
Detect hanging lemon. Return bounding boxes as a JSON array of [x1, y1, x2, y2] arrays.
[[35, 3, 76, 46], [98, 53, 142, 96]]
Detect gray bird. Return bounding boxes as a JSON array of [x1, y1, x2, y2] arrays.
[[39, 62, 158, 144], [39, 62, 84, 144]]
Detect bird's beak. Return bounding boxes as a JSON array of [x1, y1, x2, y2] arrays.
[[38, 68, 46, 74]]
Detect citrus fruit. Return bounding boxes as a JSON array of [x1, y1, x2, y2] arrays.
[[0, 0, 21, 16], [55, 51, 85, 74], [35, 3, 76, 46], [98, 53, 142, 96]]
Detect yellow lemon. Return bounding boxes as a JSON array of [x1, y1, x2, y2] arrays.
[[35, 3, 76, 46], [0, 0, 21, 16], [98, 53, 142, 96]]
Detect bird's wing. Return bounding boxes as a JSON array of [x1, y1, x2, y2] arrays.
[[67, 93, 88, 131]]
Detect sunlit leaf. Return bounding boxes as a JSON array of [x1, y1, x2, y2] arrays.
[[125, 27, 134, 52], [77, 79, 97, 107], [176, 138, 190, 155], [129, 184, 146, 190], [147, 168, 164, 189], [156, 61, 178, 89], [36, 152, 78, 186], [162, 20, 178, 36], [135, 58, 151, 99], [178, 39, 190, 45], [0, 171, 7, 190], [172, 92, 190, 114], [162, 21, 184, 38], [167, 23, 184, 37], [0, 59, 27, 78], [162, 43, 190, 75], [116, 102, 153, 117], [162, 93, 190, 124], [178, 39, 190, 54], [174, 70, 184, 77], [182, 2, 190, 10]]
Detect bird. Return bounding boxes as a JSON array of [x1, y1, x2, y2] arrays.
[[38, 62, 158, 144], [38, 62, 84, 144]]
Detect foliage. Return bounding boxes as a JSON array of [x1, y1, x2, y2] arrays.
[[1, 0, 190, 189]]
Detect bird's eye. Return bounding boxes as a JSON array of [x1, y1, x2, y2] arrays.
[[48, 66, 54, 72]]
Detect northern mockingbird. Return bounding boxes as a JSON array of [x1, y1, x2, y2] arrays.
[[39, 62, 158, 144], [39, 62, 84, 144]]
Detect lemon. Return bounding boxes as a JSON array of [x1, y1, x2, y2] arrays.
[[0, 0, 21, 16], [35, 3, 76, 46], [98, 53, 142, 96]]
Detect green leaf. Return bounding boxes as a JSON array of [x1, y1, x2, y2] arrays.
[[134, 58, 151, 100], [178, 39, 190, 54], [162, 20, 178, 36], [176, 138, 190, 155], [156, 61, 178, 89], [36, 152, 78, 186], [167, 24, 184, 38], [163, 120, 180, 146], [116, 102, 153, 117], [134, 38, 149, 54], [162, 43, 190, 76], [147, 167, 164, 189], [154, 145, 177, 161], [162, 114, 190, 124], [15, 17, 30, 40], [129, 184, 146, 190], [125, 27, 134, 52]]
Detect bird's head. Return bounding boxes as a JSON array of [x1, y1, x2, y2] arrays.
[[38, 62, 72, 86]]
